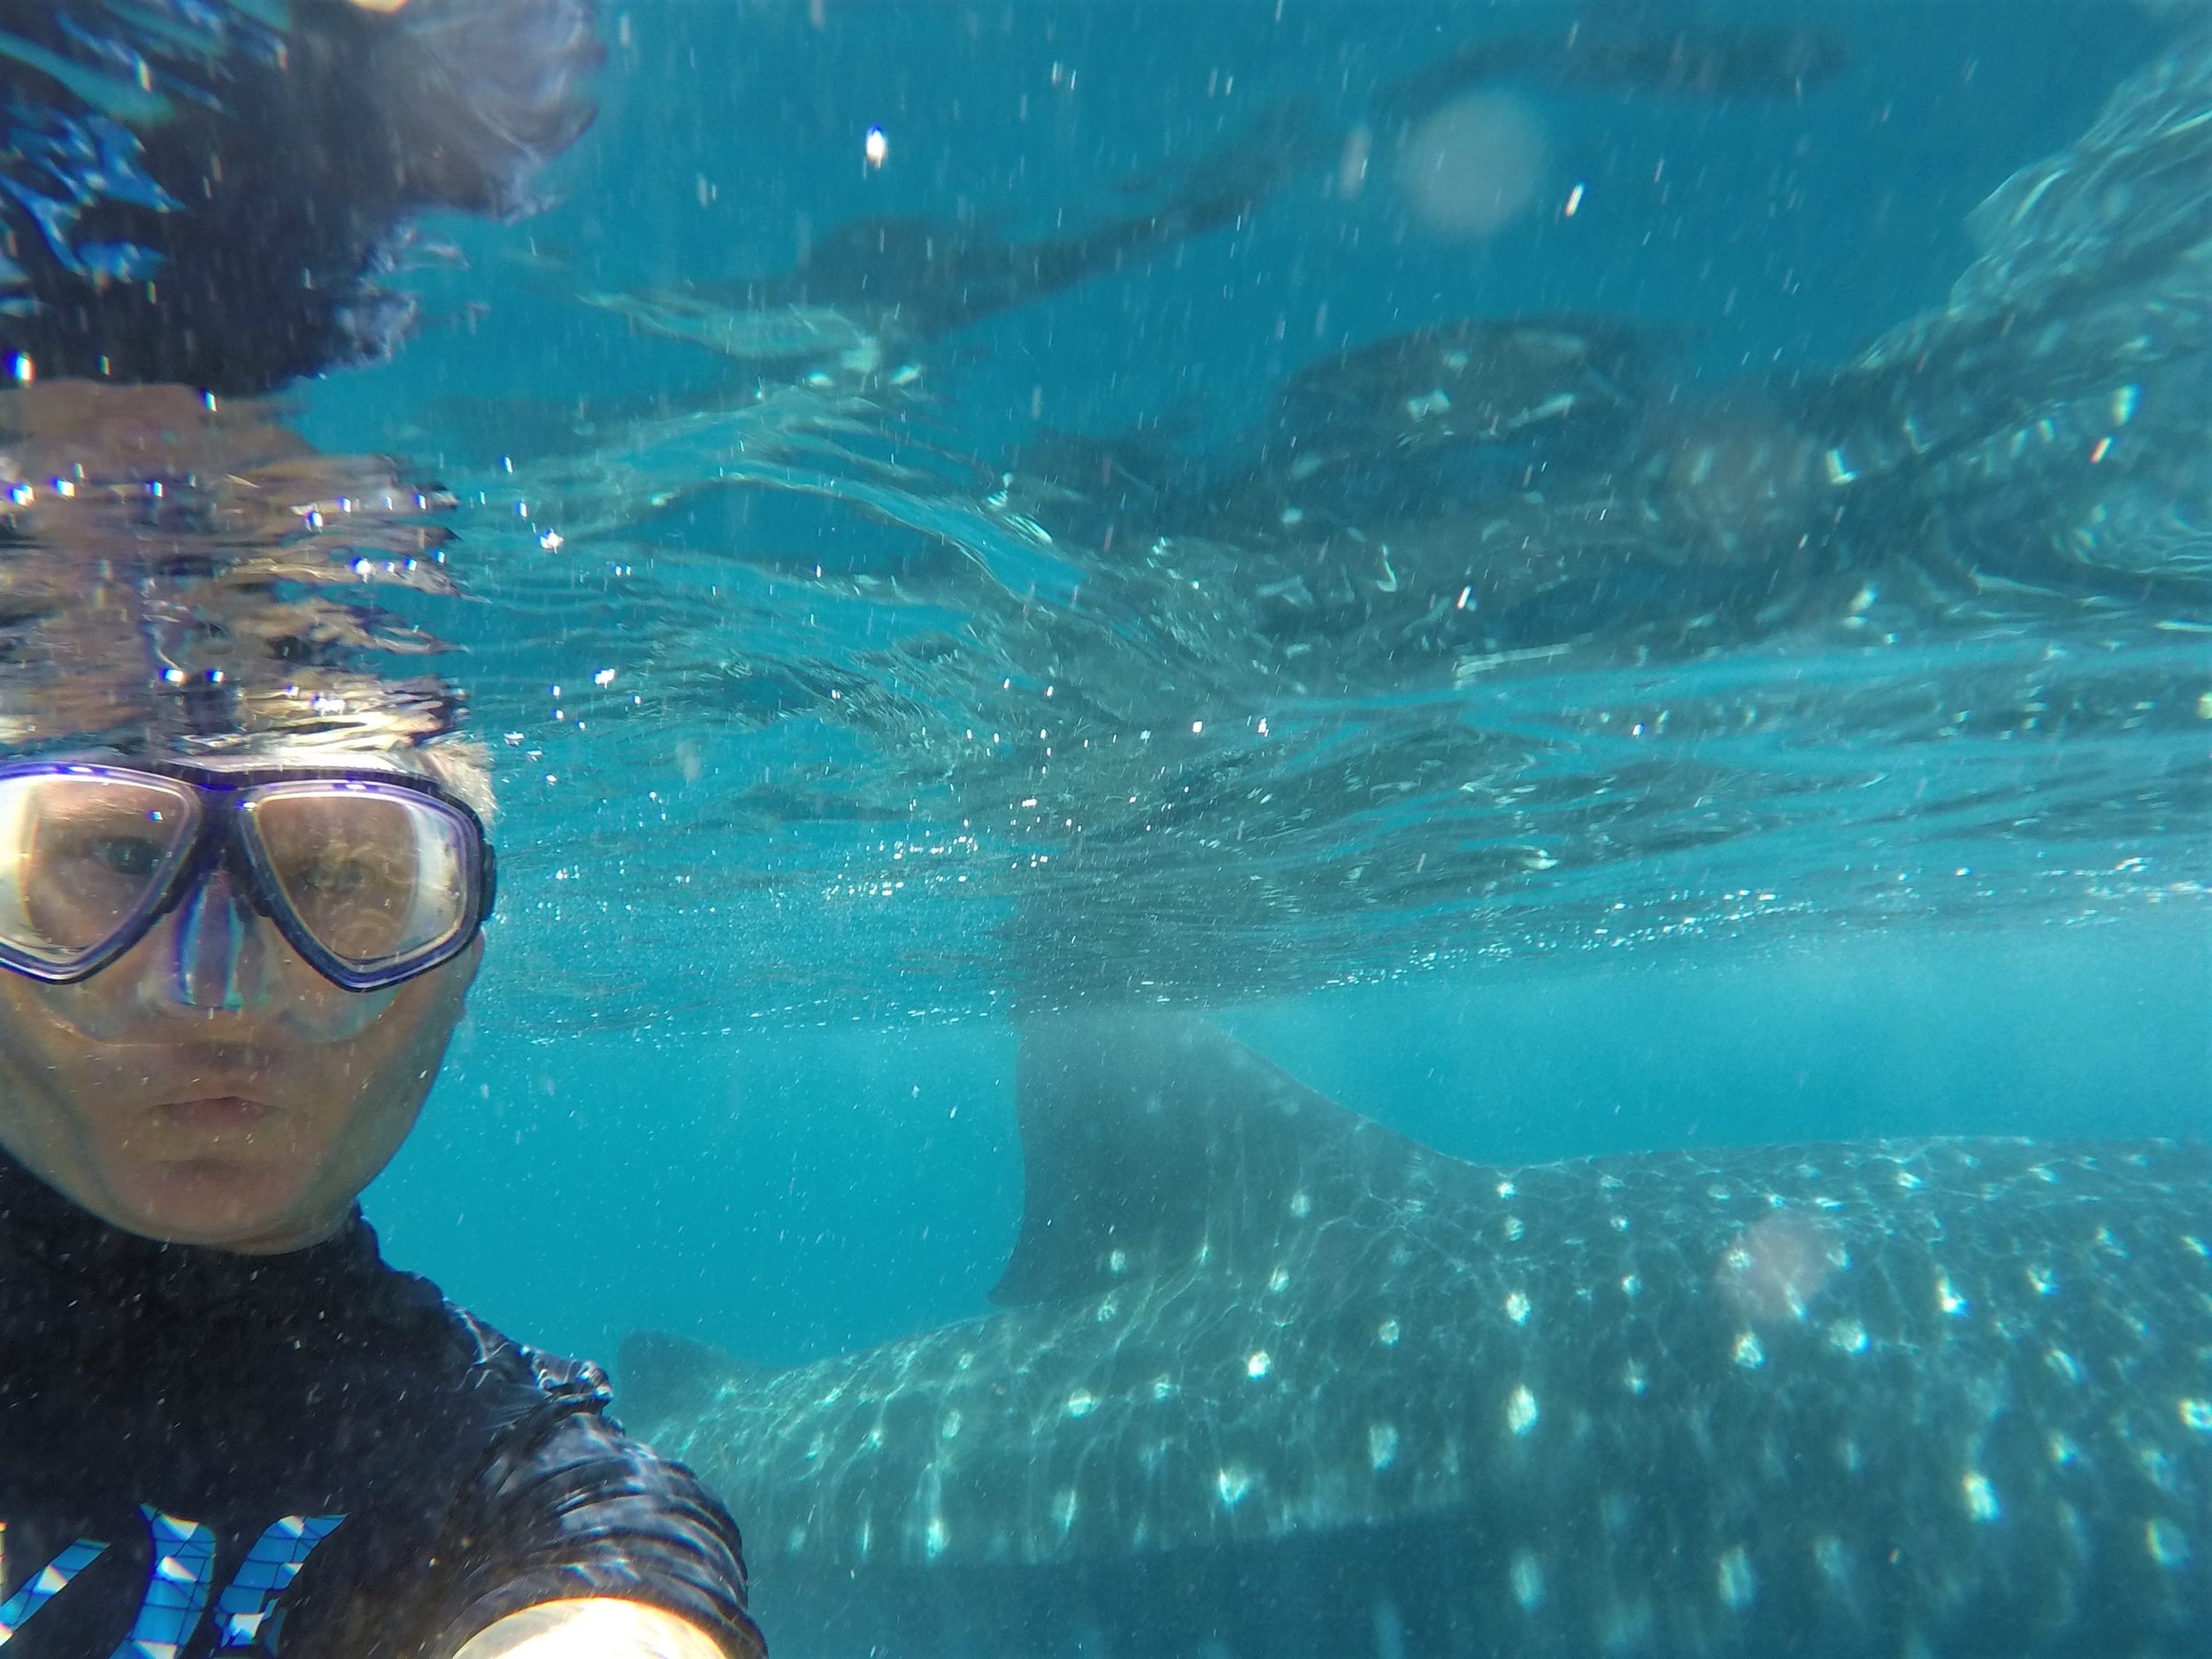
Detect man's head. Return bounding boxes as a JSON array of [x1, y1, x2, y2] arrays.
[[0, 742, 495, 1253]]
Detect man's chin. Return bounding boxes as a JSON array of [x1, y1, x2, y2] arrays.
[[96, 1153, 331, 1252]]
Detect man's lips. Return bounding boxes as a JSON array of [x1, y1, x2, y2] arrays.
[[150, 1095, 280, 1136]]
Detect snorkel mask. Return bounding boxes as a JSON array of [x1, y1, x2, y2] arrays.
[[0, 755, 495, 1042]]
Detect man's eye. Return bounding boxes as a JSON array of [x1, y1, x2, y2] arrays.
[[300, 846, 388, 899], [86, 834, 166, 879], [314, 856, 372, 895]]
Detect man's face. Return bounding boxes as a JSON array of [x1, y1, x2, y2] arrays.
[[0, 907, 480, 1253]]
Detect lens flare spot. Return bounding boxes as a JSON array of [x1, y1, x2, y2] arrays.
[[1395, 94, 1549, 237], [1715, 1210, 1842, 1325]]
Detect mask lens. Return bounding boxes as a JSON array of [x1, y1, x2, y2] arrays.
[[242, 786, 477, 976], [0, 770, 198, 970]]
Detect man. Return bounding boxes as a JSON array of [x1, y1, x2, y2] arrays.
[[0, 746, 766, 1659], [0, 2, 767, 1655]]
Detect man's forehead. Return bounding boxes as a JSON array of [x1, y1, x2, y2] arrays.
[[169, 748, 426, 776]]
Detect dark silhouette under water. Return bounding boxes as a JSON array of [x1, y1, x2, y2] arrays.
[[581, 18, 1847, 370]]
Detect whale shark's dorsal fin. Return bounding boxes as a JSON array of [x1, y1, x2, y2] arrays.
[[617, 1330, 767, 1433], [991, 1013, 1432, 1307]]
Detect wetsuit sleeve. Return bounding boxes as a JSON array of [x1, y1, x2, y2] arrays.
[[414, 1389, 768, 1659]]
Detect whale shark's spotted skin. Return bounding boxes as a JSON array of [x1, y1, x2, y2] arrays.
[[625, 1018, 2212, 1658]]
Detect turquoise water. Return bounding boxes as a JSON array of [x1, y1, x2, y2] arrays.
[[371, 919, 2211, 1371], [280, 2, 2210, 1651]]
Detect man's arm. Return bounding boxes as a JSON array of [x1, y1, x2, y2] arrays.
[[400, 1342, 766, 1659], [454, 1599, 729, 1659]]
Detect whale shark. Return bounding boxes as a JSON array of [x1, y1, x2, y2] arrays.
[[621, 1016, 2212, 1658]]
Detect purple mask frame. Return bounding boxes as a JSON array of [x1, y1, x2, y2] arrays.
[[0, 758, 496, 993]]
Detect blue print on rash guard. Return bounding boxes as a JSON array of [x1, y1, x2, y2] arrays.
[[110, 1507, 215, 1659], [0, 1537, 109, 1640], [212, 1516, 347, 1654], [0, 1509, 344, 1656]]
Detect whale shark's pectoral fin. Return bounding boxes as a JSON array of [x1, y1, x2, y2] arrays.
[[616, 1330, 765, 1435], [989, 1012, 1430, 1308]]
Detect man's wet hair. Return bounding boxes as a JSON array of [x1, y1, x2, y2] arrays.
[[0, 0, 600, 392]]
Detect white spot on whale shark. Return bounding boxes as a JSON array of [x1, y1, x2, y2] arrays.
[[1368, 1423, 1399, 1471], [1962, 1471, 2001, 1522], [1509, 1550, 1544, 1610], [1717, 1545, 1756, 1609], [1506, 1385, 1539, 1436], [1814, 1534, 1847, 1586], [2147, 1518, 2192, 1568]]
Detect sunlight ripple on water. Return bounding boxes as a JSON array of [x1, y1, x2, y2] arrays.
[[356, 13, 2211, 1032]]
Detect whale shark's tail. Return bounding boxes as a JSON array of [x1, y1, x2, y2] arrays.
[[618, 1012, 1408, 1428], [989, 1011, 1425, 1306]]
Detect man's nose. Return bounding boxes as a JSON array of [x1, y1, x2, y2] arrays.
[[156, 867, 273, 1014]]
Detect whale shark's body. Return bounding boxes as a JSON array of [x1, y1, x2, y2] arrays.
[[623, 1018, 2212, 1658]]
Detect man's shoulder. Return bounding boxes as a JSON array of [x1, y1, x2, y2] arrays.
[[436, 1304, 626, 1445]]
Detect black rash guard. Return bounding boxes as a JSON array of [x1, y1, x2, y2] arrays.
[[0, 1155, 766, 1659]]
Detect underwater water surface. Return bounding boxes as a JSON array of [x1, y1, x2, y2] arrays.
[[288, 0, 2208, 1033]]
